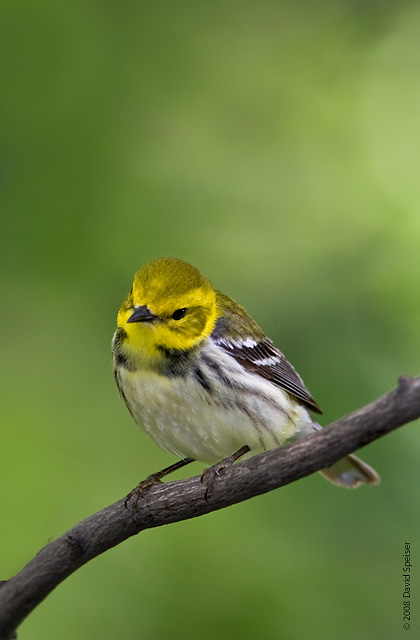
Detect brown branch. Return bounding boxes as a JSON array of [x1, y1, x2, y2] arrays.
[[1, 375, 420, 640]]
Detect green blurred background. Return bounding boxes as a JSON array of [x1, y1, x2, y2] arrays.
[[1, 0, 419, 638]]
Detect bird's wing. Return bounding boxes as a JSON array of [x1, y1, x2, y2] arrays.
[[212, 291, 322, 414]]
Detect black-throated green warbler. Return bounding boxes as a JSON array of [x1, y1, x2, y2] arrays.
[[113, 257, 379, 488]]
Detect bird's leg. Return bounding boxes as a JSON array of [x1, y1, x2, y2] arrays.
[[201, 445, 250, 501], [125, 457, 194, 509]]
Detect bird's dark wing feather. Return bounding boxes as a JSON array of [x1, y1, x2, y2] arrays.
[[212, 292, 323, 414], [219, 336, 322, 413], [213, 335, 322, 415]]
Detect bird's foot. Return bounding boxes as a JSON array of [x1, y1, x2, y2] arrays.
[[201, 445, 250, 501], [124, 473, 163, 510], [124, 457, 194, 512]]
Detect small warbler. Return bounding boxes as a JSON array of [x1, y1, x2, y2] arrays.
[[113, 257, 379, 489]]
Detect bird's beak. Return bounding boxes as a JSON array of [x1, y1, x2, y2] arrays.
[[127, 305, 157, 323]]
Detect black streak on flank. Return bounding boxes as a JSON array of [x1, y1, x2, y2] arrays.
[[200, 352, 235, 389], [193, 366, 212, 393]]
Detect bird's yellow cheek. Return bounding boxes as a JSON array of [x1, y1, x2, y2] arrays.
[[153, 323, 202, 351]]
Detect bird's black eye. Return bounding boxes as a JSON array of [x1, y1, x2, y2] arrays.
[[172, 308, 187, 320]]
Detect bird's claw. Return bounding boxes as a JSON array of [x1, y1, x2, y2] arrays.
[[201, 459, 231, 492], [201, 462, 229, 501], [124, 473, 162, 511], [200, 444, 250, 501]]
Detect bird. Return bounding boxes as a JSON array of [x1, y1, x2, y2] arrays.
[[112, 257, 380, 490]]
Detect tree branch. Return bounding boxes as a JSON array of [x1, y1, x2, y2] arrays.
[[1, 375, 420, 639]]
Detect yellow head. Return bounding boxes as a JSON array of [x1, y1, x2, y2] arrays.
[[117, 258, 218, 356]]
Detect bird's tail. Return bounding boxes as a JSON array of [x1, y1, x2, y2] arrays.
[[319, 453, 380, 488], [308, 421, 380, 488]]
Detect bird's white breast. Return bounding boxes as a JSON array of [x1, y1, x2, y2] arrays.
[[117, 344, 314, 464]]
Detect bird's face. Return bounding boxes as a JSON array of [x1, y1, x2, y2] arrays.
[[117, 258, 218, 354]]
